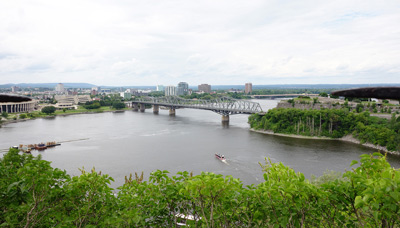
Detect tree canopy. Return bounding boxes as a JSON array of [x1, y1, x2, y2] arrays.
[[1, 148, 399, 227], [41, 106, 56, 114], [249, 108, 400, 151]]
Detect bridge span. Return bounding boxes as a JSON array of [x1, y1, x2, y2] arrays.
[[251, 94, 319, 99], [131, 96, 263, 122]]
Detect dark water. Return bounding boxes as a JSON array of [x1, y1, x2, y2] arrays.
[[1, 100, 399, 188]]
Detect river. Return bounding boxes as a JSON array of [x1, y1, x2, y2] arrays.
[[1, 99, 400, 188]]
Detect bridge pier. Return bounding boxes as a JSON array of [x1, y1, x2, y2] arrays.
[[140, 103, 145, 112], [153, 105, 159, 114], [169, 108, 176, 116], [133, 103, 138, 111], [221, 115, 229, 123]]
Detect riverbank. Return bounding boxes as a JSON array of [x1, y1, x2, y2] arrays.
[[250, 128, 400, 156], [0, 108, 131, 127]]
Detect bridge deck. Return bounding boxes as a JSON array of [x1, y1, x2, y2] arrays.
[[132, 96, 263, 115]]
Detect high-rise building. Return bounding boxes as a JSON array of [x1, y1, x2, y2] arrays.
[[165, 86, 176, 96], [177, 82, 189, 96], [198, 84, 211, 93], [11, 86, 18, 93], [245, 83, 252, 94], [156, 85, 165, 91], [55, 83, 65, 93]]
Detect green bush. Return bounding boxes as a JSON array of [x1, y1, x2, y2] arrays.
[[41, 106, 56, 114], [1, 150, 399, 227]]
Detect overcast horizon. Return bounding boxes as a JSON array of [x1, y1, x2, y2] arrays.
[[1, 1, 399, 86]]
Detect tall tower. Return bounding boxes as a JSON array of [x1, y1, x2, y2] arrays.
[[177, 82, 189, 96], [245, 83, 252, 94], [55, 83, 65, 94], [165, 86, 176, 96], [156, 85, 165, 91]]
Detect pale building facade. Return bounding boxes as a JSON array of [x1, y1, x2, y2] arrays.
[[0, 100, 37, 113], [245, 83, 252, 94], [54, 95, 91, 105], [55, 83, 65, 93], [198, 84, 211, 93], [165, 86, 176, 96]]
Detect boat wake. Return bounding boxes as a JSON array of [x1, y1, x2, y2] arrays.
[[221, 160, 229, 165]]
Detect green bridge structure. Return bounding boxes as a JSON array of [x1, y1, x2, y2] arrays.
[[131, 96, 263, 122]]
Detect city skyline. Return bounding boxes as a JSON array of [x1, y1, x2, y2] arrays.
[[0, 1, 399, 86]]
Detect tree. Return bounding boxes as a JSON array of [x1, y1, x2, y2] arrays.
[[1, 112, 8, 118], [19, 114, 27, 119], [319, 92, 328, 97], [112, 102, 125, 110], [41, 106, 56, 114]]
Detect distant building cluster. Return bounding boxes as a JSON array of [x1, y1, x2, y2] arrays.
[[164, 82, 190, 96], [1, 82, 255, 114]]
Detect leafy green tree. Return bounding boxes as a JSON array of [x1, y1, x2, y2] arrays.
[[84, 102, 101, 110], [41, 106, 56, 114], [19, 114, 26, 119], [112, 102, 125, 110], [1, 112, 8, 118], [2, 148, 400, 227], [319, 92, 328, 97], [0, 149, 70, 227]]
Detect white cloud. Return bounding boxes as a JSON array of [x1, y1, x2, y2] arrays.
[[0, 0, 399, 85]]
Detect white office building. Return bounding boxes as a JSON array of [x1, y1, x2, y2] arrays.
[[165, 86, 176, 96]]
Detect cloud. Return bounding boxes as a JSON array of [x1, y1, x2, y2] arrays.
[[0, 0, 399, 85]]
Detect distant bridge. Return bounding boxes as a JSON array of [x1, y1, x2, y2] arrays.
[[251, 94, 319, 99], [131, 96, 263, 122]]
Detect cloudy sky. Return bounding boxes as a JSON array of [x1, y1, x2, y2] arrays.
[[0, 0, 399, 86]]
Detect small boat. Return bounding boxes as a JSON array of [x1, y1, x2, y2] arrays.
[[215, 153, 226, 161], [35, 143, 47, 150]]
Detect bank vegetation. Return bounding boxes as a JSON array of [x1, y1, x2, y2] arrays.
[[1, 149, 400, 227], [249, 108, 400, 153]]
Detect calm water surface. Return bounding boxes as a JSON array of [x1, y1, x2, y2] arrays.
[[2, 100, 400, 188]]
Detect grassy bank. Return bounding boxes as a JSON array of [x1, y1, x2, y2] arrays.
[[0, 106, 131, 126]]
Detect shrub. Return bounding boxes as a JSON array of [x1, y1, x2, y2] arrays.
[[41, 106, 56, 114]]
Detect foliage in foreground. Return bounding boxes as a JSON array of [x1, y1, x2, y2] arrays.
[[249, 108, 400, 151], [1, 149, 400, 227]]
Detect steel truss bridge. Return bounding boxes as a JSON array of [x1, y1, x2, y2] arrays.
[[131, 96, 263, 117]]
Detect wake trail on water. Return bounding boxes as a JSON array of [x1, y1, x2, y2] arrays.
[[58, 138, 90, 143]]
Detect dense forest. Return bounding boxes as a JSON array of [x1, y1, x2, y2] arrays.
[[1, 149, 400, 227], [249, 108, 400, 152]]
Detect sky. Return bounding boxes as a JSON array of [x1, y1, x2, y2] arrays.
[[0, 0, 399, 86]]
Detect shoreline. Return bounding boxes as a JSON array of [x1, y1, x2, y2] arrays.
[[0, 109, 130, 127], [250, 128, 400, 156]]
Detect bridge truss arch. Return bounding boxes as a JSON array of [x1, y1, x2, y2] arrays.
[[132, 96, 263, 115]]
